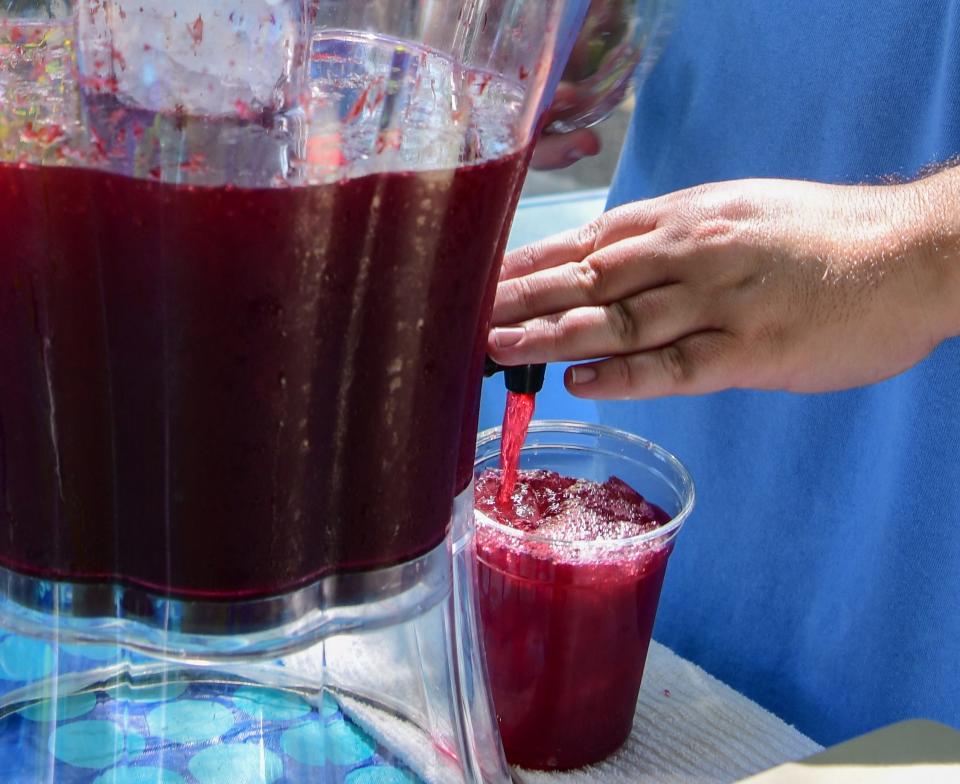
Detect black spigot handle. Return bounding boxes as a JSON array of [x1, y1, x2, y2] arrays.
[[484, 357, 547, 395]]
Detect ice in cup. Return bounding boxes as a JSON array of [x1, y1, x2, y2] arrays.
[[474, 421, 694, 770]]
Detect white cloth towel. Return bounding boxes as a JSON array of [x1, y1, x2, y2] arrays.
[[513, 640, 823, 784], [286, 636, 821, 784]]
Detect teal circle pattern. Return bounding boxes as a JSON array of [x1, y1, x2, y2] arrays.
[[146, 700, 235, 744], [19, 691, 97, 722], [321, 692, 339, 718], [327, 721, 377, 766], [188, 744, 283, 784], [346, 766, 419, 784], [232, 686, 311, 722], [282, 719, 376, 767], [93, 766, 188, 784], [280, 722, 326, 767], [0, 656, 420, 784], [49, 720, 145, 769], [0, 635, 53, 681]]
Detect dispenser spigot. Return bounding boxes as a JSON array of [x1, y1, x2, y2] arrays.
[[484, 357, 547, 395]]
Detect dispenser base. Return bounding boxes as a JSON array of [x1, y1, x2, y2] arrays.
[[0, 489, 509, 783], [0, 538, 450, 660]]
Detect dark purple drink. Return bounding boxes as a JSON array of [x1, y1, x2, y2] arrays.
[[0, 138, 526, 599], [475, 467, 673, 769]]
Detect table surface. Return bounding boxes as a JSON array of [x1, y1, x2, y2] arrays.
[[0, 629, 820, 784]]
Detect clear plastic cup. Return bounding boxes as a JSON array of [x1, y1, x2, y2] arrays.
[[474, 421, 694, 770]]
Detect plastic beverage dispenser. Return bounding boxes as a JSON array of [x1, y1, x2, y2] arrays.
[[0, 1, 589, 780]]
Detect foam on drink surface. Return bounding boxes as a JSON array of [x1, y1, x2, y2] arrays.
[[479, 468, 668, 537], [476, 468, 673, 577]]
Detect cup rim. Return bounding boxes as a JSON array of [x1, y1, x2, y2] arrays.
[[474, 419, 695, 550]]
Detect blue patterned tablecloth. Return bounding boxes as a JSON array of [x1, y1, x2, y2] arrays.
[[0, 632, 419, 784]]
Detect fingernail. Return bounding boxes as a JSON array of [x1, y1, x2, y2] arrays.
[[570, 366, 597, 385], [493, 327, 525, 348]]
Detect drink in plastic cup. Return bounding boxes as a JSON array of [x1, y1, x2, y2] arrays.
[[474, 421, 694, 770]]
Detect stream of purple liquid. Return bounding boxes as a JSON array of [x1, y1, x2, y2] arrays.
[[497, 391, 536, 506]]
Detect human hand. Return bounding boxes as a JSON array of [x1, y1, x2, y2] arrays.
[[488, 173, 960, 399], [530, 127, 601, 170]]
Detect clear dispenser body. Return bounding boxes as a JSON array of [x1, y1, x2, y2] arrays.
[[0, 1, 590, 781]]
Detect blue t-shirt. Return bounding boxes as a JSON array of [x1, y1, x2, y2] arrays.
[[604, 1, 960, 746]]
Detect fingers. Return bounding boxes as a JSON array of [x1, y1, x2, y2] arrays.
[[501, 225, 599, 282], [529, 128, 601, 170], [500, 201, 660, 282], [562, 331, 742, 399], [493, 232, 673, 326], [489, 283, 709, 364]]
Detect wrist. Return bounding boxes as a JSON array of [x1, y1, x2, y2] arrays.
[[897, 166, 960, 344]]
